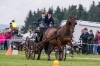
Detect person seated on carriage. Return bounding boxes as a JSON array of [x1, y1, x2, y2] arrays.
[[44, 10, 55, 27], [36, 11, 46, 27]]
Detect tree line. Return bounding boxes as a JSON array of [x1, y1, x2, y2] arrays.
[[22, 1, 100, 33]]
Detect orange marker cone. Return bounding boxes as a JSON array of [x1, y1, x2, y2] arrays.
[[6, 45, 12, 55], [53, 60, 59, 66]]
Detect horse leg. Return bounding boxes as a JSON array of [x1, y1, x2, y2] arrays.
[[37, 47, 43, 60], [47, 45, 55, 61], [57, 40, 63, 61], [37, 44, 44, 60], [70, 44, 74, 57], [44, 42, 49, 54]]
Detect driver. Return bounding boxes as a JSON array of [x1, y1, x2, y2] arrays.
[[36, 11, 46, 27], [44, 10, 55, 27]]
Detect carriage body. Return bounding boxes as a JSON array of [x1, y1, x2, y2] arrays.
[[34, 26, 50, 42]]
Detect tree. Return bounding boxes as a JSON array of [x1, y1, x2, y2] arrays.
[[88, 1, 96, 21], [21, 10, 34, 33], [68, 5, 77, 16], [63, 8, 68, 19], [78, 4, 88, 20], [22, 2, 100, 33]]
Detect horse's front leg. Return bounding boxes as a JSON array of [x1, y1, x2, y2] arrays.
[[37, 48, 43, 60], [37, 44, 44, 60], [47, 45, 55, 61], [57, 40, 63, 61], [70, 43, 74, 57]]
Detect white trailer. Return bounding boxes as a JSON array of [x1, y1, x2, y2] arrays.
[[60, 20, 100, 42]]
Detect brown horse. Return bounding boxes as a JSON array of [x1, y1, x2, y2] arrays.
[[37, 15, 77, 60]]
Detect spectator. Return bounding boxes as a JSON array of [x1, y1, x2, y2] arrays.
[[10, 23, 13, 29], [87, 30, 94, 54], [79, 29, 84, 43], [80, 28, 89, 54], [5, 28, 12, 48], [3, 29, 8, 50], [97, 31, 100, 54], [0, 31, 6, 50], [93, 30, 99, 55]]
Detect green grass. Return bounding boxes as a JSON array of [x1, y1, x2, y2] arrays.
[[0, 50, 100, 66]]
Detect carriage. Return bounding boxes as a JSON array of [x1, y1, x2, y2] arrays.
[[24, 15, 77, 61]]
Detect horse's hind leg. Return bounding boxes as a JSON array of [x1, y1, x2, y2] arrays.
[[47, 45, 55, 61]]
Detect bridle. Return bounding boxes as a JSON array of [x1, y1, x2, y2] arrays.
[[67, 17, 76, 33]]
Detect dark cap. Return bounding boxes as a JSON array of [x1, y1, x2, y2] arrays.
[[90, 30, 93, 32], [10, 22, 12, 24], [12, 20, 15, 22], [48, 10, 52, 14], [84, 27, 88, 30]]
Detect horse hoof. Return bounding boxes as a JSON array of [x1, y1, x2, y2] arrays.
[[48, 59, 51, 61], [59, 59, 62, 61], [37, 58, 40, 60], [70, 55, 74, 58]]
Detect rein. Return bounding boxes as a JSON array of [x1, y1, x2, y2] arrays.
[[36, 20, 73, 46]]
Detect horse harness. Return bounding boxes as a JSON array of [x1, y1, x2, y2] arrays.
[[42, 26, 73, 43]]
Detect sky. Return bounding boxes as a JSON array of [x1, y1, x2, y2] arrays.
[[0, 0, 100, 25]]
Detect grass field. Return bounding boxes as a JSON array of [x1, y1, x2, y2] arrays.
[[0, 50, 100, 66]]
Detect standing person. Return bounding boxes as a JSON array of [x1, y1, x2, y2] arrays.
[[0, 31, 6, 50], [11, 20, 18, 39], [79, 29, 84, 43], [5, 28, 12, 48], [87, 30, 94, 54], [10, 23, 13, 29], [80, 28, 89, 54], [36, 11, 46, 27], [3, 29, 8, 50], [97, 31, 100, 54], [44, 10, 55, 27], [93, 30, 99, 55]]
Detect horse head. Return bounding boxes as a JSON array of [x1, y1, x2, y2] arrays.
[[66, 15, 77, 33]]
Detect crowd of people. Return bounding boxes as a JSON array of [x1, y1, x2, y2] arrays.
[[0, 20, 18, 50], [80, 28, 100, 55], [0, 28, 12, 50]]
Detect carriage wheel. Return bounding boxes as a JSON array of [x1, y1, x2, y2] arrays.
[[25, 49, 30, 59], [30, 40, 35, 60], [25, 37, 30, 59]]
